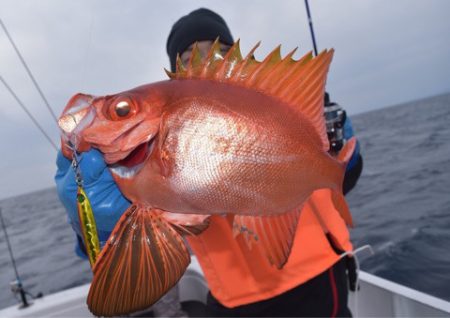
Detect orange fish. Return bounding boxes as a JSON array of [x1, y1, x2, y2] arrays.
[[58, 40, 355, 316]]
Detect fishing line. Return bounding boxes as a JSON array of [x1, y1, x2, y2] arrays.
[[0, 75, 57, 150], [67, 2, 101, 268], [0, 18, 58, 123], [80, 1, 95, 92], [339, 244, 374, 317], [2, 12, 100, 282]]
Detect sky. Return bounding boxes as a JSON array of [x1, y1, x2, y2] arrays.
[[0, 0, 449, 200]]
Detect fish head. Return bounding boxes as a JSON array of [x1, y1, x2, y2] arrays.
[[58, 84, 166, 169]]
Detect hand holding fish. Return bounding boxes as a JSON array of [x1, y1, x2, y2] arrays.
[[57, 40, 355, 316], [55, 148, 130, 256]]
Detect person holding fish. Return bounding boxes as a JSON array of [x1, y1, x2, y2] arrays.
[[55, 7, 363, 317]]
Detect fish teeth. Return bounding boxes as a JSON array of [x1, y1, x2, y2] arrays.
[[110, 162, 145, 179]]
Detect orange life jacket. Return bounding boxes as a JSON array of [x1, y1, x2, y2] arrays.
[[186, 189, 353, 308]]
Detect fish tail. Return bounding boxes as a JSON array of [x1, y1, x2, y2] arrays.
[[331, 189, 353, 227], [87, 205, 190, 317], [337, 137, 357, 168], [329, 136, 357, 193], [328, 137, 357, 227]]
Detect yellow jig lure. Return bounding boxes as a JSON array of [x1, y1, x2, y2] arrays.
[[72, 152, 100, 268], [76, 186, 100, 267]]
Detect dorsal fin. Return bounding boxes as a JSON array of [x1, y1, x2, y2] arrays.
[[165, 39, 334, 151]]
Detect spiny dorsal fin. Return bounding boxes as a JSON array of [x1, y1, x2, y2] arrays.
[[165, 39, 334, 151]]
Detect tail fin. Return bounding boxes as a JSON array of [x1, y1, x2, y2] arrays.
[[87, 205, 190, 317], [331, 137, 357, 227], [337, 137, 357, 167], [331, 190, 354, 227]]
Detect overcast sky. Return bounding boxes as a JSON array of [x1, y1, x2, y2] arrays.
[[1, 0, 449, 200]]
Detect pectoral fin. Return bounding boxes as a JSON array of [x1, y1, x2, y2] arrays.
[[337, 137, 357, 166], [87, 205, 190, 317], [233, 208, 301, 269]]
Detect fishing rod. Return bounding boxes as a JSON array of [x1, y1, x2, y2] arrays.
[[302, 4, 367, 301], [304, 0, 318, 57], [0, 19, 59, 307], [303, 0, 346, 153], [0, 208, 30, 308], [1, 18, 101, 270]]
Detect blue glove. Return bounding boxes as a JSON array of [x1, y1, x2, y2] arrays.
[[55, 148, 131, 258], [343, 115, 361, 171]]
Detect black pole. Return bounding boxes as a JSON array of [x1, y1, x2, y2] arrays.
[[304, 0, 319, 56], [0, 208, 29, 308]]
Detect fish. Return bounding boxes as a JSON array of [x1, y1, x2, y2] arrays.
[[58, 39, 355, 316]]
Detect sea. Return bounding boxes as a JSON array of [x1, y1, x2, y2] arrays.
[[1, 93, 449, 310]]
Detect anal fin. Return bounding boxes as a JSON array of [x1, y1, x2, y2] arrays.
[[233, 209, 301, 269], [88, 205, 190, 317], [337, 137, 357, 165]]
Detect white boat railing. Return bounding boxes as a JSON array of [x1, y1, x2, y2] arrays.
[[1, 256, 449, 317], [349, 271, 450, 317]]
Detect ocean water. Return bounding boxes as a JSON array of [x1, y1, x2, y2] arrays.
[[0, 189, 92, 310], [0, 93, 449, 310], [346, 92, 450, 300]]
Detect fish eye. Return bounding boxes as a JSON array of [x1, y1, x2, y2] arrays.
[[115, 101, 131, 117], [105, 96, 138, 121]]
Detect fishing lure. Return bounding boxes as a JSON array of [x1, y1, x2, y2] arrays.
[[71, 152, 100, 268]]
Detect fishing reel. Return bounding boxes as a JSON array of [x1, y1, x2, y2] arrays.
[[324, 93, 346, 154], [10, 280, 43, 308]]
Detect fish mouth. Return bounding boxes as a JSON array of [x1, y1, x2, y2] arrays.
[[109, 140, 155, 179], [59, 93, 96, 150]]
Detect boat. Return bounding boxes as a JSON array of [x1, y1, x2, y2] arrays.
[[0, 256, 449, 317]]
